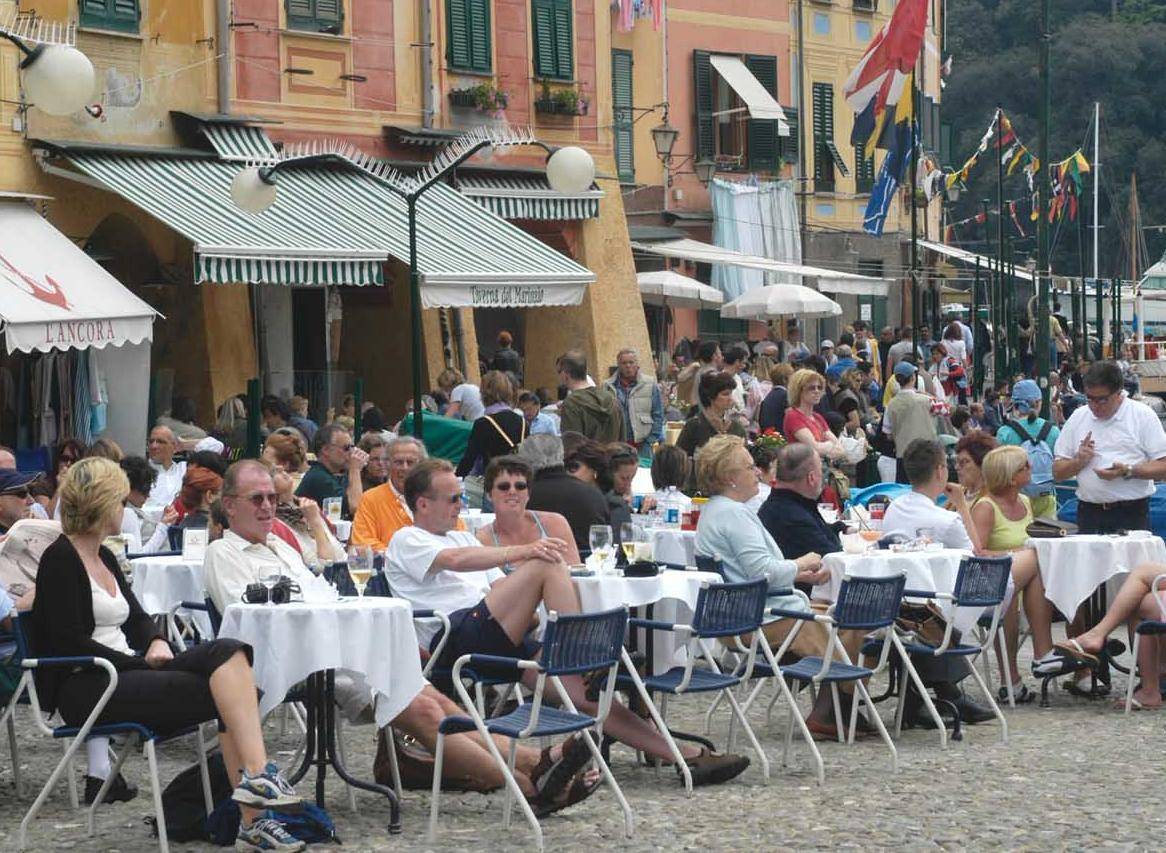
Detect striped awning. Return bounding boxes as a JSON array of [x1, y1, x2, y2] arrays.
[[55, 151, 595, 305], [457, 173, 602, 220], [201, 125, 278, 162]]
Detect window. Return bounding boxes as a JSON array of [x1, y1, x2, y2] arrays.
[[286, 0, 344, 34], [698, 309, 747, 340], [854, 140, 875, 193], [813, 12, 830, 35], [780, 106, 799, 165], [612, 50, 634, 183], [855, 20, 872, 42], [447, 0, 492, 73], [853, 0, 876, 10], [80, 0, 140, 33], [693, 50, 781, 174], [532, 0, 573, 81], [815, 203, 835, 217], [812, 82, 842, 190]]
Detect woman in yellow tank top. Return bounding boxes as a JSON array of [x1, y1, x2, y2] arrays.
[[970, 446, 1063, 703]]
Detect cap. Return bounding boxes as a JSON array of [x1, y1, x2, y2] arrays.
[[820, 339, 834, 349], [893, 361, 918, 380], [1011, 379, 1042, 413], [0, 469, 38, 495]]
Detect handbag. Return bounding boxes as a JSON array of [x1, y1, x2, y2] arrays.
[[895, 601, 959, 649], [1026, 516, 1078, 538]]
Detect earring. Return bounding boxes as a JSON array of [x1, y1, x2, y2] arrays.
[[729, 482, 737, 489]]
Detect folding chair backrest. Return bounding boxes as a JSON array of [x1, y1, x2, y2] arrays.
[[833, 573, 907, 630], [11, 613, 31, 663], [694, 554, 725, 577], [952, 555, 1012, 608], [322, 562, 357, 597], [540, 607, 629, 676], [204, 597, 223, 636], [691, 578, 768, 639], [365, 571, 393, 598]]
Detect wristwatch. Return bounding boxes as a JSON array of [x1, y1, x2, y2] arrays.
[[1121, 463, 1134, 479]]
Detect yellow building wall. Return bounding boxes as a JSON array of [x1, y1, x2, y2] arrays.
[[610, 10, 665, 191]]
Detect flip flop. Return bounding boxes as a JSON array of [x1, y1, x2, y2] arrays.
[[530, 732, 593, 804], [1052, 638, 1101, 668]]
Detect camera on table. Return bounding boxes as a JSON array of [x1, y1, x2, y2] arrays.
[[242, 576, 300, 605]]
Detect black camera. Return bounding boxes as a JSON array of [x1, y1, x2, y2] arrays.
[[242, 576, 301, 605]]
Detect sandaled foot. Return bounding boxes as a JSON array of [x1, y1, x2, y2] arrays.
[[679, 747, 750, 785], [997, 681, 1036, 704], [530, 732, 593, 805], [1119, 693, 1163, 711], [532, 768, 601, 817], [1045, 640, 1100, 671]]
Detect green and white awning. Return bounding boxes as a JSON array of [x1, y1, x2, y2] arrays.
[[201, 125, 279, 163], [54, 150, 596, 306], [457, 173, 602, 220]]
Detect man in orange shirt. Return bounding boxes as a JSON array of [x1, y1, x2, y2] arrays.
[[350, 436, 428, 549]]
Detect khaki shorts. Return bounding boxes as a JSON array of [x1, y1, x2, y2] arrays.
[[757, 602, 866, 664]]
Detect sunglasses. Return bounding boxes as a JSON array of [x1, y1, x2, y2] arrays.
[[493, 481, 528, 492], [424, 492, 462, 505], [235, 491, 278, 507], [2, 488, 30, 499], [1085, 391, 1116, 404]]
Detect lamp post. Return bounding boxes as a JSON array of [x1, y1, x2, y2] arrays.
[[0, 18, 95, 116], [230, 129, 595, 440]]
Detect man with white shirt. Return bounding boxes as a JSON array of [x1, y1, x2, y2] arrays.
[[385, 458, 750, 784], [882, 438, 976, 550], [1053, 360, 1166, 534], [146, 426, 185, 507]]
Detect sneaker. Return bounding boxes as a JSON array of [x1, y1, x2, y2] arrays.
[[232, 763, 303, 812], [235, 815, 307, 852], [83, 772, 138, 805]]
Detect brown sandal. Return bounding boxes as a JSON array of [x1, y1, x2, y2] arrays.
[[532, 768, 601, 817]]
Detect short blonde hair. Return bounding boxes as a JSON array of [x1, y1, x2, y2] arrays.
[[696, 434, 748, 495], [982, 445, 1030, 494], [59, 457, 129, 536], [787, 368, 823, 408], [436, 368, 464, 391]]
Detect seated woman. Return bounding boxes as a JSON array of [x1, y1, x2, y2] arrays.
[[268, 460, 344, 569], [693, 435, 864, 740], [262, 431, 309, 489], [358, 433, 390, 491], [676, 372, 746, 459], [743, 444, 777, 514], [170, 467, 222, 533], [601, 444, 640, 544], [477, 456, 580, 568], [564, 436, 608, 489], [954, 430, 998, 505], [29, 458, 306, 851], [969, 446, 1065, 702], [782, 368, 846, 464], [119, 456, 178, 554], [647, 444, 693, 515]]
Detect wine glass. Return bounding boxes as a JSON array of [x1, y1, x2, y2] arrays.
[[589, 524, 613, 567], [261, 573, 281, 607], [348, 545, 373, 598], [620, 523, 637, 563]]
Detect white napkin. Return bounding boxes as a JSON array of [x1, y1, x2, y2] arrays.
[[301, 574, 341, 603]]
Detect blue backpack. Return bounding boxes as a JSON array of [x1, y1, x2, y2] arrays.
[[208, 798, 339, 845], [1006, 419, 1055, 497]]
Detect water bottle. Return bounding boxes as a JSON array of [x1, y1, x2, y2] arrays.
[[662, 486, 682, 528], [457, 477, 469, 511]]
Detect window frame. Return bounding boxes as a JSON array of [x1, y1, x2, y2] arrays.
[[446, 0, 493, 74], [79, 0, 141, 34], [285, 0, 345, 36], [531, 0, 574, 82]]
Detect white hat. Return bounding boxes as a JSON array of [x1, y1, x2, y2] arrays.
[[820, 339, 834, 349]]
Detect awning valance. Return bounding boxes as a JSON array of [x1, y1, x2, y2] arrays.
[[0, 202, 157, 354], [457, 173, 602, 220], [49, 149, 595, 307], [202, 125, 278, 162], [709, 55, 790, 133], [630, 238, 890, 296]]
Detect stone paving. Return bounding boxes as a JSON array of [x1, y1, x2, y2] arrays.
[[3, 636, 1165, 852]]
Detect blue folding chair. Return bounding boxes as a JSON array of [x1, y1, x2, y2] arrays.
[[617, 578, 771, 783], [429, 607, 634, 853], [0, 615, 214, 852], [1125, 572, 1166, 714], [770, 573, 905, 774], [897, 556, 1012, 744]]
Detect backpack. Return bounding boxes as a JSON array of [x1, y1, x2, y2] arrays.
[[151, 751, 233, 842], [1006, 418, 1055, 497], [207, 796, 339, 846]]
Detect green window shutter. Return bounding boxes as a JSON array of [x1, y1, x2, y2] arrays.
[[81, 0, 140, 32], [779, 106, 799, 164], [448, 0, 490, 72], [612, 49, 635, 183], [812, 82, 835, 190], [855, 140, 875, 193], [532, 0, 572, 79], [468, 0, 492, 73], [745, 54, 779, 174], [287, 0, 344, 33], [693, 50, 715, 161]]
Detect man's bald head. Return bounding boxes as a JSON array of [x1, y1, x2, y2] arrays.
[[147, 426, 177, 466], [0, 445, 14, 470]]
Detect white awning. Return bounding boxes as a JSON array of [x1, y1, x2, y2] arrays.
[[630, 238, 890, 296], [709, 55, 790, 132], [0, 202, 157, 355], [637, 271, 724, 309], [919, 239, 1034, 281]]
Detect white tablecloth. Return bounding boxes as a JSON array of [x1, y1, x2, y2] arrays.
[[1027, 533, 1166, 619], [218, 598, 427, 728], [129, 555, 211, 637], [459, 511, 495, 533], [632, 466, 654, 497], [815, 549, 1000, 635], [648, 527, 697, 567], [574, 570, 721, 671]]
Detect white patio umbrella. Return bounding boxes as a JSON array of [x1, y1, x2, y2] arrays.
[[720, 284, 842, 321], [636, 270, 724, 309]]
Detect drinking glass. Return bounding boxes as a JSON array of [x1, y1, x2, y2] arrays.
[[589, 525, 613, 565], [620, 523, 639, 563], [261, 573, 281, 607], [348, 545, 373, 597]]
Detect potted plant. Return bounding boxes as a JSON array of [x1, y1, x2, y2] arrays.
[[449, 84, 509, 114], [552, 86, 588, 116], [534, 82, 557, 114]]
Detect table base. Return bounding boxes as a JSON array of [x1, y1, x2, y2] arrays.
[[287, 670, 401, 833]]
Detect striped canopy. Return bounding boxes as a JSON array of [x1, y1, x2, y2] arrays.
[[201, 124, 279, 162], [59, 150, 596, 306], [457, 172, 602, 220]]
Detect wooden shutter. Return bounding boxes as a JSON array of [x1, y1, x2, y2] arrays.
[[112, 0, 139, 22], [447, 0, 472, 70], [693, 50, 715, 161], [812, 82, 834, 189], [81, 0, 139, 32], [468, 0, 492, 73], [532, 0, 557, 78], [745, 55, 779, 174], [612, 50, 635, 183], [779, 106, 799, 163], [855, 140, 875, 193], [551, 0, 574, 79], [315, 0, 344, 26]]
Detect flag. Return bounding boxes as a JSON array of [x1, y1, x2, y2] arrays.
[[846, 0, 929, 151], [863, 121, 918, 236]]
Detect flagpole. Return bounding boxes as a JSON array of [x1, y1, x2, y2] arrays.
[[995, 105, 1007, 376], [1036, 0, 1051, 404], [910, 62, 920, 355]]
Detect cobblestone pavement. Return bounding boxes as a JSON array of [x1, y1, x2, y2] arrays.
[[3, 636, 1165, 852]]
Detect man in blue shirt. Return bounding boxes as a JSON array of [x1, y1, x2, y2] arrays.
[[825, 344, 857, 384], [758, 444, 842, 593]]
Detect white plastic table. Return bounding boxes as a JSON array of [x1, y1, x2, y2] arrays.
[[1027, 532, 1166, 619]]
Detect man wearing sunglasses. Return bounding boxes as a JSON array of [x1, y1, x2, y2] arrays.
[[0, 469, 37, 536], [1053, 360, 1166, 533]]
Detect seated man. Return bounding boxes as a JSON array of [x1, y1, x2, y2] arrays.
[[386, 458, 749, 785], [758, 444, 842, 593], [519, 434, 610, 553], [204, 461, 593, 810], [350, 437, 427, 550]]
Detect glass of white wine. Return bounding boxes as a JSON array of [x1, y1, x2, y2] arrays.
[[348, 545, 373, 598], [261, 573, 281, 607], [620, 523, 638, 563], [589, 524, 613, 570]]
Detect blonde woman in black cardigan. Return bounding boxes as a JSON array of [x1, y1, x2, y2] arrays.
[[29, 457, 307, 852]]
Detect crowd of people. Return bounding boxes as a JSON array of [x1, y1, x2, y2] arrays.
[[5, 314, 1166, 850]]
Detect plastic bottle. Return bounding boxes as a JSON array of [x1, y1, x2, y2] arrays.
[[457, 477, 469, 511], [662, 486, 682, 528]]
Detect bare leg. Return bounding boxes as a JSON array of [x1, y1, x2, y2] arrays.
[[1011, 551, 1055, 659], [1076, 563, 1166, 654], [484, 559, 580, 643], [207, 651, 268, 776], [1130, 596, 1164, 709], [996, 597, 1021, 687], [217, 729, 260, 824]]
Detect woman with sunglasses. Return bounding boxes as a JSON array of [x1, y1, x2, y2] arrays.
[[782, 368, 846, 462], [477, 456, 580, 570]]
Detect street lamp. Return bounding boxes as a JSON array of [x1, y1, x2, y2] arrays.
[[230, 128, 596, 440], [694, 159, 717, 186], [650, 120, 679, 161], [0, 17, 95, 116]]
